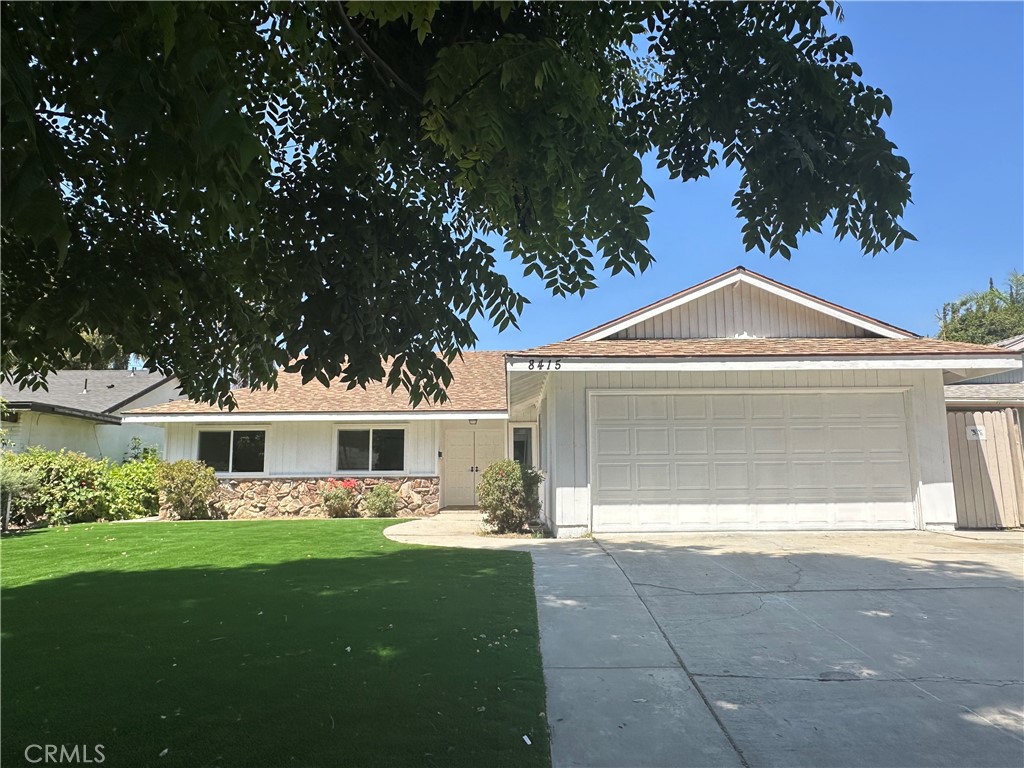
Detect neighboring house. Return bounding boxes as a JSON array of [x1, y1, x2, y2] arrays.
[[125, 267, 1020, 535], [3, 370, 181, 461], [944, 334, 1024, 410]]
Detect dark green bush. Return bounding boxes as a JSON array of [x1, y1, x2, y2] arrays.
[[107, 454, 161, 519], [364, 483, 398, 518], [477, 459, 543, 534], [2, 448, 113, 525], [157, 460, 219, 520]]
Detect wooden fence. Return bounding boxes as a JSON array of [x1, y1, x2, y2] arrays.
[[946, 408, 1024, 529]]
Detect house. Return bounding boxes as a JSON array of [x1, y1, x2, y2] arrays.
[[125, 267, 1021, 534], [944, 334, 1024, 411], [3, 369, 181, 461]]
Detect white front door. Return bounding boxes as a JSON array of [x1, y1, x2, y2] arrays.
[[443, 429, 507, 506]]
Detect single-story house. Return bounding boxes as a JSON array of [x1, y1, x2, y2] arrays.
[[125, 267, 1021, 535], [3, 369, 181, 460]]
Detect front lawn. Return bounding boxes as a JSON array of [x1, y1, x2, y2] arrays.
[[0, 520, 549, 768]]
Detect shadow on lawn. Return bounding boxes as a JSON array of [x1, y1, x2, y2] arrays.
[[1, 545, 549, 768]]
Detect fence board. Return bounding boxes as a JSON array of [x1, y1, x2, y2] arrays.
[[947, 408, 1024, 528]]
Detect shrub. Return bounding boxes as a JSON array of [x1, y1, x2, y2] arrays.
[[2, 448, 113, 525], [0, 459, 41, 531], [364, 483, 398, 518], [157, 460, 219, 520], [107, 454, 161, 520], [321, 478, 359, 518], [477, 459, 543, 534]]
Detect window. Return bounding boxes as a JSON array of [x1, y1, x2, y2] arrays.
[[198, 430, 266, 473], [513, 427, 533, 468], [337, 428, 405, 472]]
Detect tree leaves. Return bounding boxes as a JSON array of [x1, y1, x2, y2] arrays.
[[2, 1, 915, 406]]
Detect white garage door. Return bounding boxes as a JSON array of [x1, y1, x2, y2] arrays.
[[590, 391, 915, 532]]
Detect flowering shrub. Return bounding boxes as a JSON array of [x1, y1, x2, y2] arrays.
[[364, 483, 398, 518], [477, 459, 543, 534], [322, 478, 359, 518]]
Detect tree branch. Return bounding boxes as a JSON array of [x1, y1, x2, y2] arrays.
[[335, 3, 423, 104]]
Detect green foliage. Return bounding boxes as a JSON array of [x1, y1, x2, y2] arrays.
[[364, 483, 398, 518], [477, 459, 543, 534], [321, 478, 359, 518], [106, 455, 161, 520], [156, 460, 219, 520], [937, 272, 1024, 345], [0, 459, 41, 528], [2, 448, 112, 525], [3, 2, 914, 407]]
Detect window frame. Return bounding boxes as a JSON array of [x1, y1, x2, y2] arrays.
[[508, 422, 539, 469], [195, 427, 268, 476], [333, 426, 407, 475]]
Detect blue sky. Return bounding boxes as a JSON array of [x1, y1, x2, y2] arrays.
[[472, 1, 1024, 350]]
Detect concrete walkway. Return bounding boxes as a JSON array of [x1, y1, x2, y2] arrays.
[[385, 512, 743, 767]]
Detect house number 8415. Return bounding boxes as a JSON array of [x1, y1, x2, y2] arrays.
[[526, 359, 561, 370]]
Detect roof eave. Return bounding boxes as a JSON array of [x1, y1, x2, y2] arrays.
[[123, 410, 510, 424], [7, 401, 123, 425]]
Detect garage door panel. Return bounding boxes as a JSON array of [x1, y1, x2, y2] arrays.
[[596, 428, 631, 455], [636, 428, 669, 454], [676, 462, 711, 490], [710, 394, 746, 419], [634, 395, 669, 420], [712, 426, 747, 454], [674, 427, 708, 453], [636, 463, 671, 491], [672, 395, 707, 419], [595, 463, 631, 492], [591, 391, 915, 533]]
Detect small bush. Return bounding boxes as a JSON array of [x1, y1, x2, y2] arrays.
[[321, 478, 359, 518], [364, 483, 398, 518], [2, 448, 113, 525], [477, 459, 543, 534], [157, 460, 219, 520], [0, 459, 41, 530], [107, 455, 161, 519]]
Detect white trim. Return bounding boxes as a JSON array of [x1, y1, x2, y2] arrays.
[[578, 271, 915, 341], [124, 411, 508, 424], [194, 426, 269, 476], [333, 425, 407, 474], [507, 356, 1022, 373]]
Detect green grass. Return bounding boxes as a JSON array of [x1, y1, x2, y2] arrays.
[[0, 520, 549, 768]]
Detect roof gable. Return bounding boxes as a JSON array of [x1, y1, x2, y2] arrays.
[[571, 267, 917, 341]]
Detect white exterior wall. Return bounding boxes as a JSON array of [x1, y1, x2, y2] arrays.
[[9, 412, 105, 457], [164, 420, 440, 477], [955, 354, 1024, 384], [611, 282, 871, 339], [538, 368, 955, 536]]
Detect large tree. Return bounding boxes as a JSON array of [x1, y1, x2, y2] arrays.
[[937, 272, 1024, 345], [2, 1, 915, 406]]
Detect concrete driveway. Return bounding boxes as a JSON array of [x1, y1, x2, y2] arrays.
[[537, 530, 1024, 768]]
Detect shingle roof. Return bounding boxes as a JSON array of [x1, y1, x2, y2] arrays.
[[3, 369, 174, 415], [130, 352, 508, 415], [518, 337, 1011, 358], [944, 383, 1024, 404]]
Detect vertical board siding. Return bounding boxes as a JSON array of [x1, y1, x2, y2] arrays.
[[947, 409, 1024, 528], [611, 283, 871, 339], [539, 369, 957, 534]]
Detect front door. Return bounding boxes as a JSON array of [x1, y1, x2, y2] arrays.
[[443, 429, 507, 506]]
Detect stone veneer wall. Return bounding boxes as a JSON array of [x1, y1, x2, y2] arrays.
[[203, 476, 440, 519]]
